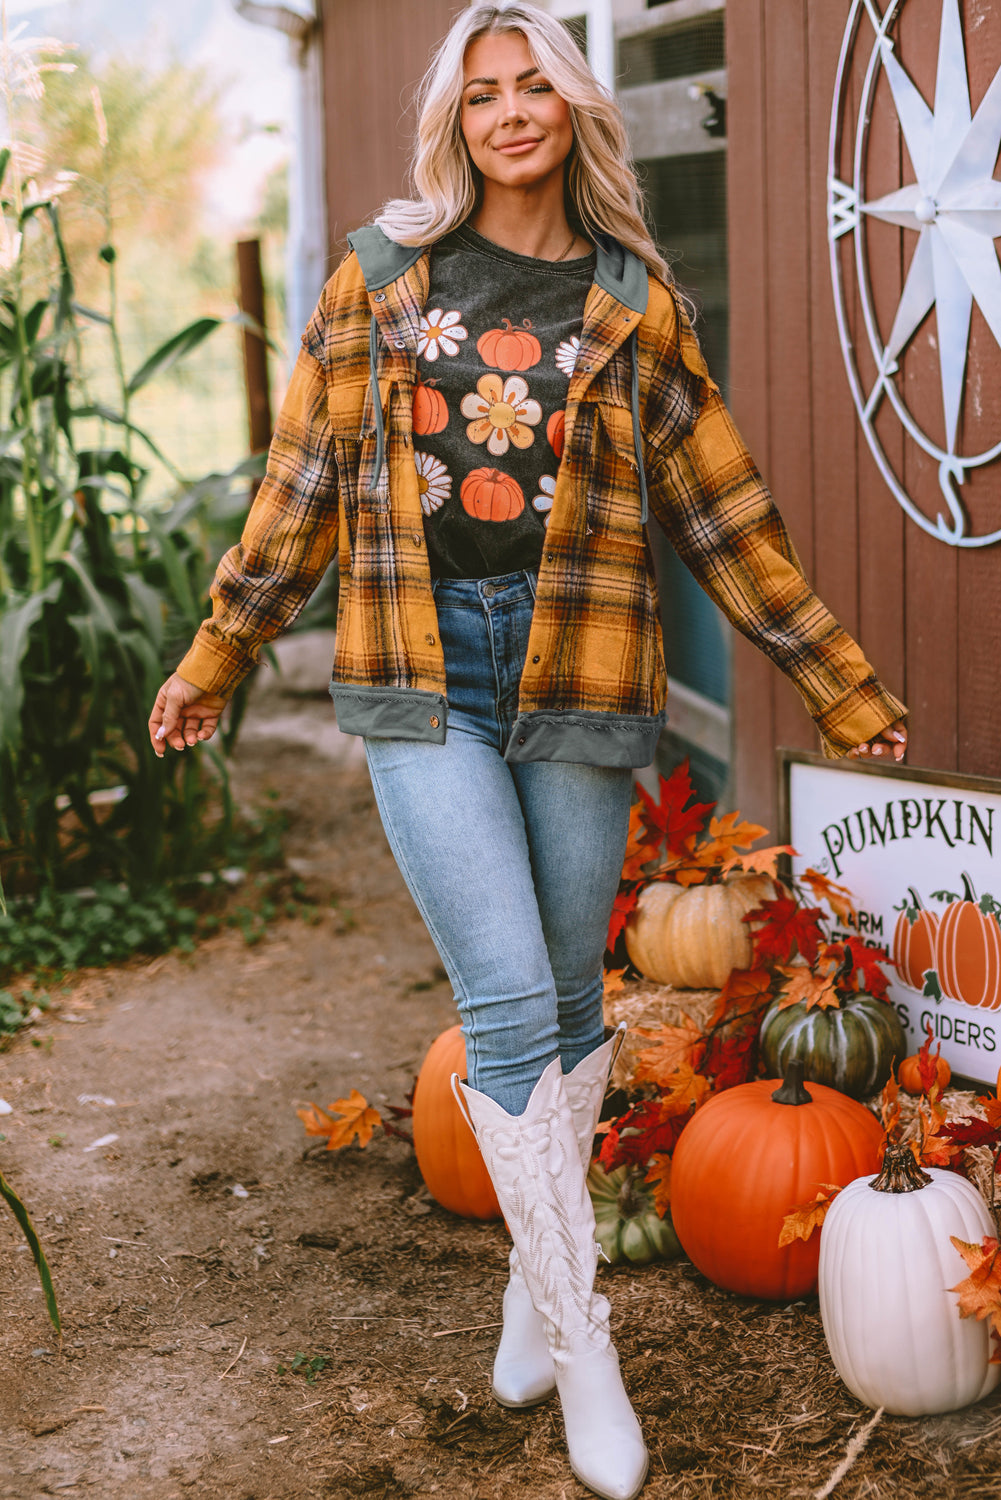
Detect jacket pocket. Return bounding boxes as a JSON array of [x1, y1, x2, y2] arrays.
[[574, 400, 646, 544], [327, 376, 393, 513]]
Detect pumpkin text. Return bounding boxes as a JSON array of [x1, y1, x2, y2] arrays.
[[821, 798, 994, 877]]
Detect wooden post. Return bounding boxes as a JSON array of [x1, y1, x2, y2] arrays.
[[236, 238, 272, 456]]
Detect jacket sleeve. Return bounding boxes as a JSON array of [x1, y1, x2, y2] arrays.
[[175, 323, 339, 699], [644, 302, 906, 758]]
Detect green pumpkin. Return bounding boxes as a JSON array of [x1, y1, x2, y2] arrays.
[[587, 1162, 681, 1265], [758, 991, 907, 1101]]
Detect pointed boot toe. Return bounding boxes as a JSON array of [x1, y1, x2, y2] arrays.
[[558, 1344, 648, 1500]]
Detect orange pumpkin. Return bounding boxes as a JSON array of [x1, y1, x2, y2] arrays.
[[460, 468, 525, 522], [936, 873, 1001, 1010], [892, 887, 940, 991], [897, 1051, 951, 1096], [670, 1062, 883, 1300], [412, 378, 448, 435], [412, 1026, 501, 1220], [477, 318, 542, 372], [547, 409, 565, 459]]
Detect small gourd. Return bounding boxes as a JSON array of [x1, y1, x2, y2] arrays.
[[897, 1051, 951, 1096], [819, 1145, 1001, 1414], [587, 1163, 681, 1265]]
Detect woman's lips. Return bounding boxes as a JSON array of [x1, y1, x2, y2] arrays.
[[496, 138, 542, 154]]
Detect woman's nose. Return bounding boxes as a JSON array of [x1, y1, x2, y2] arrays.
[[499, 93, 528, 124]]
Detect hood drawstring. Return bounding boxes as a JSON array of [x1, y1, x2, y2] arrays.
[[366, 312, 387, 500], [629, 327, 649, 526]]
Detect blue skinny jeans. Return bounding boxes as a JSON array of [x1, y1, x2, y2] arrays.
[[363, 570, 632, 1116]]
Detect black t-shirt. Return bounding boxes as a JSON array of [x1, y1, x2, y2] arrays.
[[414, 224, 595, 579]]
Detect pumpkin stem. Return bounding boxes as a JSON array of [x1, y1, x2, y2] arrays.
[[870, 1143, 932, 1194], [906, 886, 923, 911], [618, 1166, 647, 1220], [771, 1059, 812, 1106], [961, 871, 978, 904], [501, 318, 514, 331]]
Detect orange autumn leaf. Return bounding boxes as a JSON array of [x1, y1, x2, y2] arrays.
[[698, 811, 769, 873], [656, 1064, 712, 1118], [709, 967, 774, 1027], [732, 845, 795, 880], [644, 1153, 672, 1217], [880, 1071, 901, 1143], [981, 1095, 1001, 1130], [777, 1185, 842, 1248], [950, 1236, 1001, 1346], [915, 1094, 961, 1168], [621, 802, 661, 882], [297, 1090, 382, 1150], [603, 967, 626, 998], [634, 1015, 706, 1087], [775, 955, 841, 1012], [799, 867, 858, 924]]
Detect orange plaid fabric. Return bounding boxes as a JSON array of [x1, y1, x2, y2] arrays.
[[177, 245, 905, 759]]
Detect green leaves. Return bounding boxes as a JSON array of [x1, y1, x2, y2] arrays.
[[0, 1169, 59, 1332], [126, 316, 223, 395]]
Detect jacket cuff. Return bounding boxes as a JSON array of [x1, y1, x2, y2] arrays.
[[812, 676, 907, 759], [175, 628, 257, 699]]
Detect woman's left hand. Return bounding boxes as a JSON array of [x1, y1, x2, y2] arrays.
[[848, 718, 908, 762]]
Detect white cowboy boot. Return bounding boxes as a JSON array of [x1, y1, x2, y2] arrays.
[[455, 1057, 648, 1500], [492, 1027, 626, 1409]]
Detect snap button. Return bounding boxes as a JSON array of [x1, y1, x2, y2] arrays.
[[482, 583, 496, 598], [532, 655, 540, 664], [394, 339, 406, 350], [429, 715, 440, 729], [517, 736, 526, 745], [413, 533, 422, 547], [425, 633, 435, 646], [546, 553, 555, 563], [374, 292, 387, 303]]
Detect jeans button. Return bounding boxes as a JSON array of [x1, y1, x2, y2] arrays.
[[482, 583, 495, 598]]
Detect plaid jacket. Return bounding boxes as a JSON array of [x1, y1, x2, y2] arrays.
[[177, 228, 906, 766]]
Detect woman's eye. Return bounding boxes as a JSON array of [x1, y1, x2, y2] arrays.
[[527, 83, 553, 94], [467, 92, 494, 106]]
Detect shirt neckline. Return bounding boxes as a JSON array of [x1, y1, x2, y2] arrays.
[[444, 223, 596, 277]]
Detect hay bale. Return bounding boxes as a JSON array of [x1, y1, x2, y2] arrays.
[[605, 979, 719, 1095]]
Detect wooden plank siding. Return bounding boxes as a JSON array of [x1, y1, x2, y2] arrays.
[[319, 0, 465, 257], [727, 0, 1001, 831]]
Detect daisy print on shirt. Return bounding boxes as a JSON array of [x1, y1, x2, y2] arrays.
[[418, 309, 468, 361], [532, 474, 556, 524], [555, 336, 580, 377], [460, 373, 542, 457], [414, 451, 451, 515]]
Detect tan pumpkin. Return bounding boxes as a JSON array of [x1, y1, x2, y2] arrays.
[[624, 874, 773, 988], [460, 467, 525, 522], [412, 1025, 501, 1220], [477, 317, 541, 371], [412, 378, 448, 435]]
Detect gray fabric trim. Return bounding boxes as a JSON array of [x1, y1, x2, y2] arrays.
[[348, 224, 649, 315], [629, 327, 649, 524], [503, 708, 664, 768], [329, 682, 448, 743], [347, 226, 425, 289]]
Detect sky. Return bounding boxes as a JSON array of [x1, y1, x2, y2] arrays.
[[8, 0, 298, 229]]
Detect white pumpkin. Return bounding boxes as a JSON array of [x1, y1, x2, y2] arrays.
[[819, 1146, 1001, 1415]]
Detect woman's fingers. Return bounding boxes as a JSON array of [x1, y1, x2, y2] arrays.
[[149, 676, 226, 757], [848, 720, 907, 762]]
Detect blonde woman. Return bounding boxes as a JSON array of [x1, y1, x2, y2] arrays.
[[149, 6, 906, 1496]]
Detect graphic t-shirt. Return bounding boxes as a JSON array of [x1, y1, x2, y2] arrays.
[[413, 224, 595, 579]]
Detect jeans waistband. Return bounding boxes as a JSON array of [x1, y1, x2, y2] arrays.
[[432, 569, 537, 608]]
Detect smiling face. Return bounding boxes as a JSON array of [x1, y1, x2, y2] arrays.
[[460, 30, 574, 196]]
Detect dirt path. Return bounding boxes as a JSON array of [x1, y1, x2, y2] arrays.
[[2, 657, 1000, 1499]]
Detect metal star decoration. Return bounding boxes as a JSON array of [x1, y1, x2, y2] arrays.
[[861, 0, 1001, 456]]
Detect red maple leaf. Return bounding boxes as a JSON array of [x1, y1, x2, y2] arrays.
[[703, 1016, 761, 1091], [843, 936, 891, 1000], [597, 1098, 693, 1172], [747, 894, 825, 966], [637, 760, 715, 860], [941, 1118, 1001, 1151], [606, 887, 639, 951]]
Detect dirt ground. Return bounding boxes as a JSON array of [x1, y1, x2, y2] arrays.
[[2, 652, 1001, 1500]]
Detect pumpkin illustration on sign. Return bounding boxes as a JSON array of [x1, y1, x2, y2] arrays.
[[477, 317, 541, 371], [460, 468, 525, 522], [412, 377, 448, 436], [934, 873, 1001, 1010], [892, 886, 940, 990]]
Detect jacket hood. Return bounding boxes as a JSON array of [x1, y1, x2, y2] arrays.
[[346, 223, 649, 315]]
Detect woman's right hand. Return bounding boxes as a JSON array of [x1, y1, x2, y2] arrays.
[[149, 673, 229, 758]]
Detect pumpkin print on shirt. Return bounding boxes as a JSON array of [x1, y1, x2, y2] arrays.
[[414, 224, 593, 577]]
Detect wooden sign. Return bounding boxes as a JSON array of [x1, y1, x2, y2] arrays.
[[781, 752, 1001, 1088]]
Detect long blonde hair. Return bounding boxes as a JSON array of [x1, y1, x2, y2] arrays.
[[375, 3, 671, 284]]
